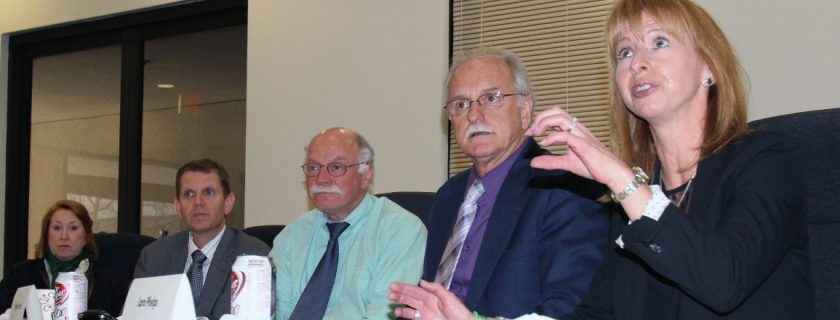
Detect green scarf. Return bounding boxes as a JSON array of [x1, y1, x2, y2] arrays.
[[44, 250, 87, 287]]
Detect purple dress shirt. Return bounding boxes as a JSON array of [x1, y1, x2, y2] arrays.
[[448, 141, 528, 300]]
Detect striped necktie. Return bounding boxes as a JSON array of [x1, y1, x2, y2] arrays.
[[435, 178, 484, 288]]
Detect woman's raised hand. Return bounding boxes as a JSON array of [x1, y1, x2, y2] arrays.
[[528, 106, 629, 188]]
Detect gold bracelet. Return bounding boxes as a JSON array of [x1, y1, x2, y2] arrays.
[[610, 167, 649, 202]]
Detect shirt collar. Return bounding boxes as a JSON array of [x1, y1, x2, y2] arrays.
[[468, 138, 528, 185], [319, 193, 373, 227], [188, 225, 226, 256]]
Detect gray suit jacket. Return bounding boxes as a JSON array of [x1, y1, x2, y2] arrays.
[[134, 227, 270, 320]]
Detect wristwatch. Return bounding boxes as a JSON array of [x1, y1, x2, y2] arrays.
[[610, 167, 649, 202]]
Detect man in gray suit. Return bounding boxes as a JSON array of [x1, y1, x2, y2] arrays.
[[134, 159, 269, 320]]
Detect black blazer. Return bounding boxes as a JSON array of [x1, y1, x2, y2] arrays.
[[0, 258, 125, 316], [569, 130, 814, 319], [423, 139, 610, 318]]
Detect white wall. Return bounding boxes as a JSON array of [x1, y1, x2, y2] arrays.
[[695, 0, 840, 120], [245, 0, 449, 226], [2, 0, 839, 268]]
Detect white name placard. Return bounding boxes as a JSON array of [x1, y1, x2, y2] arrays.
[[121, 274, 196, 320], [9, 285, 49, 320], [35, 290, 54, 320]]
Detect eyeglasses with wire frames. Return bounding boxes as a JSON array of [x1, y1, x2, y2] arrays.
[[301, 161, 369, 177], [443, 91, 524, 117]]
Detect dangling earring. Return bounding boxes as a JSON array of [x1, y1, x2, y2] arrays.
[[703, 77, 715, 86]]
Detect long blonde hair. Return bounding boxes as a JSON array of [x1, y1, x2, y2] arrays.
[[606, 0, 748, 173]]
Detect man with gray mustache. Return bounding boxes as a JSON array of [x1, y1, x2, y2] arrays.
[[419, 48, 610, 319], [268, 127, 426, 320]]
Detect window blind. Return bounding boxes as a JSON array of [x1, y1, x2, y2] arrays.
[[448, 0, 614, 176]]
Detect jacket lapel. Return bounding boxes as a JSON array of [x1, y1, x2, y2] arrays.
[[167, 232, 190, 274], [464, 140, 538, 307], [195, 228, 234, 316], [683, 153, 719, 220], [424, 173, 470, 280]]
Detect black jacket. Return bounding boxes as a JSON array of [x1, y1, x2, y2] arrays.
[[568, 129, 814, 319], [0, 258, 125, 316]]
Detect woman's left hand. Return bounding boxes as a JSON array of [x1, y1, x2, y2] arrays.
[[389, 280, 472, 320]]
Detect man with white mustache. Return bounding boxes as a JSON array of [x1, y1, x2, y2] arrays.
[[418, 48, 610, 319], [269, 127, 427, 320]]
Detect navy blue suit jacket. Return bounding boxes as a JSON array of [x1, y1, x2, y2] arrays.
[[422, 139, 610, 318]]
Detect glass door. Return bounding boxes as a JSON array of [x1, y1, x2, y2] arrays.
[[140, 25, 247, 238], [29, 46, 122, 257]]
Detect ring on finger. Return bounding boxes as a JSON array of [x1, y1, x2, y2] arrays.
[[567, 116, 579, 132], [414, 309, 421, 320]]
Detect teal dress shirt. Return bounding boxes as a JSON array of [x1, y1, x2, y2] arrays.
[[270, 194, 427, 319]]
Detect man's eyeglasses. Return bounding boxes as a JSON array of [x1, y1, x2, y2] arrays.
[[443, 91, 524, 117], [301, 161, 369, 177]]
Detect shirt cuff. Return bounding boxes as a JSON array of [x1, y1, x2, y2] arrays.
[[641, 185, 669, 221], [614, 185, 670, 248]]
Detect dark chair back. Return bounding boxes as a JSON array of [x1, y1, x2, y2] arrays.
[[93, 232, 155, 312], [243, 225, 286, 247], [376, 191, 436, 226], [750, 108, 840, 319], [94, 232, 155, 278]]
